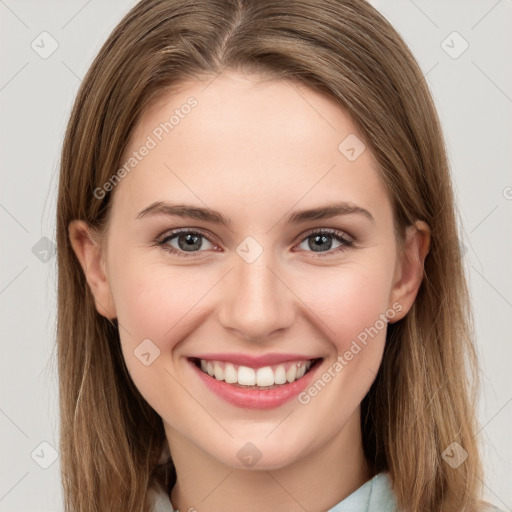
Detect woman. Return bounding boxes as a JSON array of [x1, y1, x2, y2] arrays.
[[56, 0, 503, 511]]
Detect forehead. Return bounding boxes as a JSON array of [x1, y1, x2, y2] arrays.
[[111, 71, 390, 223], [128, 71, 363, 159]]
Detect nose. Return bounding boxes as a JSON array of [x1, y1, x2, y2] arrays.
[[216, 250, 296, 342]]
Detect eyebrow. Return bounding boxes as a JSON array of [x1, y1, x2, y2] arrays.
[[136, 201, 374, 225]]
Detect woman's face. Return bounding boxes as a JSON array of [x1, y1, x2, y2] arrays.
[[71, 71, 427, 470]]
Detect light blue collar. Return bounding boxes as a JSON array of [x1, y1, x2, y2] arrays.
[[151, 472, 398, 512], [329, 472, 397, 512]]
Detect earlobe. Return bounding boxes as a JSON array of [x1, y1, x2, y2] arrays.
[[388, 220, 431, 323], [68, 220, 117, 319]]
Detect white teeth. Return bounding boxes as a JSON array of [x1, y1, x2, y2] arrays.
[[286, 365, 297, 383], [198, 358, 315, 387], [237, 366, 256, 386], [256, 367, 275, 387], [213, 362, 224, 381], [274, 365, 286, 385], [224, 363, 238, 383]]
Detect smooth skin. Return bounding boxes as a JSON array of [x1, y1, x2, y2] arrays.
[[69, 71, 430, 512]]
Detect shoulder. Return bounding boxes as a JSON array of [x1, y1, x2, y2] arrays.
[[146, 473, 506, 512], [368, 473, 505, 512]]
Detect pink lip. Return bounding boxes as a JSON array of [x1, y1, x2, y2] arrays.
[[190, 352, 316, 368], [188, 357, 322, 409]]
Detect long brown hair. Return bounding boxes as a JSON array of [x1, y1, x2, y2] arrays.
[[56, 1, 484, 510]]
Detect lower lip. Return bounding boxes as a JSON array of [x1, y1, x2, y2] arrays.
[[188, 358, 322, 409]]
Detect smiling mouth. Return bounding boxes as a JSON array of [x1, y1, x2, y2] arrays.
[[189, 357, 322, 390]]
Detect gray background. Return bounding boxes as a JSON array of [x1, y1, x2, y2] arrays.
[[0, 1, 511, 511]]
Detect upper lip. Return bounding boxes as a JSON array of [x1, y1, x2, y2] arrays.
[[189, 353, 320, 368]]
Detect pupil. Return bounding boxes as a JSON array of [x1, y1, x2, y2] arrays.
[[310, 234, 332, 252], [178, 233, 202, 251]]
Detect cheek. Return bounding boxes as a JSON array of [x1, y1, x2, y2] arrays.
[[107, 253, 232, 381], [109, 248, 213, 340], [109, 260, 208, 410], [299, 262, 394, 352], [111, 253, 396, 363], [108, 242, 397, 414], [291, 266, 393, 421], [112, 272, 177, 341]]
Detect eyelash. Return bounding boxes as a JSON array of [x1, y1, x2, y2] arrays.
[[153, 227, 354, 258]]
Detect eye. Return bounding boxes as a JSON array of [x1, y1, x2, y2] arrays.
[[156, 229, 218, 257], [295, 229, 353, 257], [154, 227, 354, 258]]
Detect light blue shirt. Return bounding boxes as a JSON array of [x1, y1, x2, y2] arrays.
[[150, 471, 504, 512]]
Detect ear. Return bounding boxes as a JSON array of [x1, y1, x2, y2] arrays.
[[68, 220, 117, 319], [388, 220, 430, 323]]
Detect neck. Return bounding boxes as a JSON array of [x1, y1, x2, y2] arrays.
[[166, 408, 372, 512]]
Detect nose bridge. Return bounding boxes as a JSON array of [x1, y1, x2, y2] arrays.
[[217, 246, 294, 340]]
